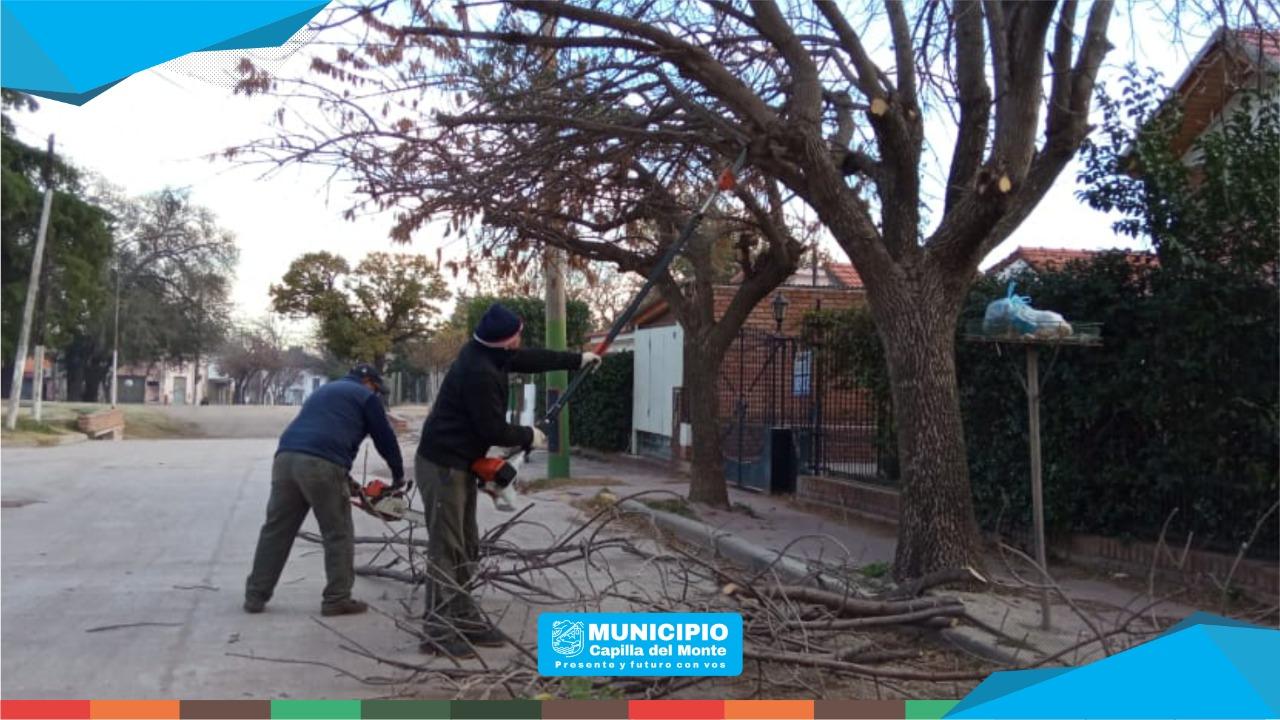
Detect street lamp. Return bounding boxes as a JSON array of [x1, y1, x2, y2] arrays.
[[771, 291, 790, 333]]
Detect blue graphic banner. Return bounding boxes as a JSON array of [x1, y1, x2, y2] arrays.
[[537, 612, 743, 677], [2, 1, 327, 105]]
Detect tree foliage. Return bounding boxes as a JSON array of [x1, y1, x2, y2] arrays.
[[451, 294, 590, 351], [1, 95, 114, 375], [237, 0, 1120, 576], [2, 95, 238, 402], [271, 251, 450, 369], [569, 351, 633, 452]]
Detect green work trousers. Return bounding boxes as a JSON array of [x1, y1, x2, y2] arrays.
[[417, 455, 484, 636], [245, 451, 355, 608]]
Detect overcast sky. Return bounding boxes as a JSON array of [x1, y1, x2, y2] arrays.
[[9, 2, 1210, 329]]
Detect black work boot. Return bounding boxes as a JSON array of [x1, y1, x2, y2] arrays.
[[243, 597, 266, 614], [320, 598, 368, 616], [463, 626, 507, 647], [419, 633, 478, 658]]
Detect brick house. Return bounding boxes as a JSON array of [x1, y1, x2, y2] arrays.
[[625, 261, 866, 458], [1163, 27, 1279, 164]]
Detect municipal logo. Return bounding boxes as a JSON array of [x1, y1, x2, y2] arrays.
[[550, 619, 585, 657], [538, 612, 742, 676]]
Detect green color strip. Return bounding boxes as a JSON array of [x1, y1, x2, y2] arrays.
[[360, 700, 449, 719], [270, 700, 361, 719], [449, 700, 541, 720], [904, 700, 958, 720]]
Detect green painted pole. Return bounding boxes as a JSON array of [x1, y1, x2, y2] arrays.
[[545, 247, 570, 478]]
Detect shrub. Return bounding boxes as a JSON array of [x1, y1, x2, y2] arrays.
[[568, 351, 633, 452]]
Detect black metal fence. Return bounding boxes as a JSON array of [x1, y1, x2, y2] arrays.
[[718, 327, 892, 490]]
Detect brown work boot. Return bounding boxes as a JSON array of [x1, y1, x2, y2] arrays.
[[320, 598, 368, 616]]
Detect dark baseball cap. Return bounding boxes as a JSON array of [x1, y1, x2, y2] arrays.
[[348, 363, 385, 393]]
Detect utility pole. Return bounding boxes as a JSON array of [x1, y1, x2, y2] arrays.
[[32, 260, 52, 422], [5, 134, 55, 431], [539, 12, 570, 479], [111, 255, 121, 407], [192, 282, 203, 408]]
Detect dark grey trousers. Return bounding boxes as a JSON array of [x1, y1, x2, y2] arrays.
[[245, 451, 355, 607], [416, 455, 483, 636]]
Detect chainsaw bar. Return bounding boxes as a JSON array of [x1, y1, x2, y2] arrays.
[[350, 480, 427, 526]]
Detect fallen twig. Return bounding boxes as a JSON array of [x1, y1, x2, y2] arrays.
[[86, 622, 183, 633]]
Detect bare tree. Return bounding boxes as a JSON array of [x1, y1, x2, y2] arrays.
[[236, 0, 1116, 579]]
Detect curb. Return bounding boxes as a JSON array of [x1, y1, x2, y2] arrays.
[[617, 497, 1037, 666], [617, 499, 857, 593]]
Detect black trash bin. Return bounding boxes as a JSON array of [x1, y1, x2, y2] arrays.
[[768, 427, 798, 495]]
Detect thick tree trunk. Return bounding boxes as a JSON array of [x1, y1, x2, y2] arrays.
[[873, 289, 984, 580], [684, 338, 729, 508], [82, 363, 108, 402]]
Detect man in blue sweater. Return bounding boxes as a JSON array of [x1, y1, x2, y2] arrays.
[[243, 364, 405, 616]]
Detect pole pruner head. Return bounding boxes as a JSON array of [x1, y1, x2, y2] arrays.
[[717, 166, 737, 191]]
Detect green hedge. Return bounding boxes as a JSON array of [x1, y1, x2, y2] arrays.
[[958, 257, 1277, 557], [802, 254, 1278, 558], [568, 351, 633, 452]]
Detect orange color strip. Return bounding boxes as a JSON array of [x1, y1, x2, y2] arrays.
[[90, 701, 179, 719], [724, 700, 815, 719]]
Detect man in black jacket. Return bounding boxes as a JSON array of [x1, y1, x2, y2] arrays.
[[416, 303, 598, 656], [244, 364, 404, 616]]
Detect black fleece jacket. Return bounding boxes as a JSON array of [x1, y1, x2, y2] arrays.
[[416, 340, 581, 470]]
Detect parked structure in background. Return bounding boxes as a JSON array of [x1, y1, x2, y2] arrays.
[[13, 355, 55, 401], [626, 261, 866, 459], [113, 358, 207, 405], [206, 347, 329, 406]]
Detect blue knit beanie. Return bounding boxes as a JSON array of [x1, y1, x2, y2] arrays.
[[474, 303, 524, 347]]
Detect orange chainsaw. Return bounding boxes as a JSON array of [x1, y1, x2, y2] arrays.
[[471, 448, 526, 513], [350, 478, 426, 525]]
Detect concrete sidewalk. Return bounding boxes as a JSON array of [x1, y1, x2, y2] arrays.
[[517, 452, 1204, 662]]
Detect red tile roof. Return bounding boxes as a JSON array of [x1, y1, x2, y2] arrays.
[[987, 246, 1157, 276], [827, 263, 864, 288], [1236, 27, 1280, 63]]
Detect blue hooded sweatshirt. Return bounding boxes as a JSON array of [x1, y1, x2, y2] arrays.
[[276, 374, 404, 481]]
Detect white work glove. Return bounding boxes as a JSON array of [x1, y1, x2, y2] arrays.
[[580, 351, 602, 369], [527, 426, 548, 450]]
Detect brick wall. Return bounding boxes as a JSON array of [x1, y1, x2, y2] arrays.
[[1067, 534, 1279, 600], [712, 284, 865, 335], [639, 284, 865, 334], [796, 474, 899, 525], [795, 475, 1278, 600]]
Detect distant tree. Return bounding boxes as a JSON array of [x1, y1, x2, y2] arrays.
[[270, 251, 450, 369], [217, 318, 294, 405], [451, 294, 590, 350], [75, 187, 238, 401], [1, 92, 114, 398]]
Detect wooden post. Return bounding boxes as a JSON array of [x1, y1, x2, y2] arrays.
[[1026, 346, 1051, 629]]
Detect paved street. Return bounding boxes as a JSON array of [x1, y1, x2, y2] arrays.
[[1, 437, 420, 698]]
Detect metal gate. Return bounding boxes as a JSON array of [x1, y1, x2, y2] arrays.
[[720, 326, 890, 490]]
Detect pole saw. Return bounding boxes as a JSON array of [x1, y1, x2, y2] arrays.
[[471, 148, 750, 509], [353, 151, 750, 522], [543, 147, 748, 425]]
